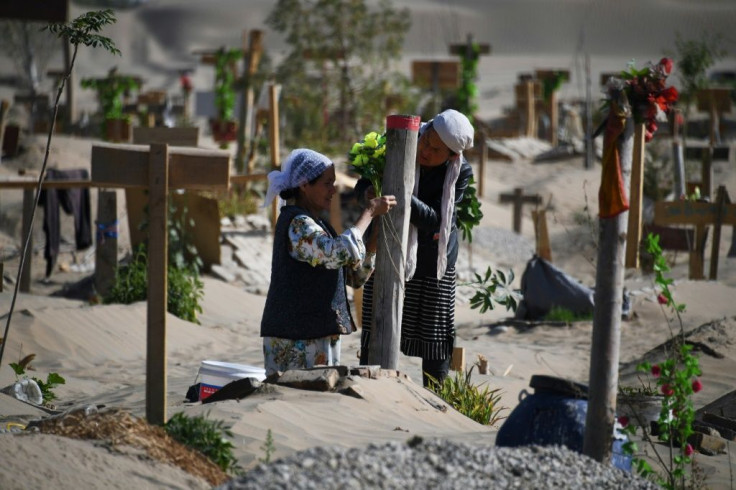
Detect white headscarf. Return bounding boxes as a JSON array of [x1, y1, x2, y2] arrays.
[[263, 149, 333, 207], [406, 109, 474, 281]]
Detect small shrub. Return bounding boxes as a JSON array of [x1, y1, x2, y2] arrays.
[[427, 367, 506, 427], [104, 245, 204, 324], [260, 428, 275, 464], [544, 306, 593, 322], [164, 412, 242, 475]]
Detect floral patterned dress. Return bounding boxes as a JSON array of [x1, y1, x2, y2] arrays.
[[263, 215, 375, 375]]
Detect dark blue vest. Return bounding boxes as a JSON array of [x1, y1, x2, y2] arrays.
[[260, 205, 354, 340]]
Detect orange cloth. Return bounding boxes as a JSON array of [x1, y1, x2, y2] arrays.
[[598, 103, 630, 218]]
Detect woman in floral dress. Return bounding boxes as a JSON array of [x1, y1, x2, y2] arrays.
[[260, 149, 396, 375]]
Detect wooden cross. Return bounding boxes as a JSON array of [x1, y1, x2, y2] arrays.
[[91, 142, 230, 425], [654, 186, 736, 280], [499, 187, 542, 234], [534, 69, 570, 146]]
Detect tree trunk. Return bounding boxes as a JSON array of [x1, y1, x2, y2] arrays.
[[583, 112, 633, 463]]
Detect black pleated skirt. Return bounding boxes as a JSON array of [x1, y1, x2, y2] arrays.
[[360, 267, 456, 361]]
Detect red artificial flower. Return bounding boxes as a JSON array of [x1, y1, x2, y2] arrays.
[[661, 384, 675, 396], [685, 443, 694, 456], [659, 57, 674, 75], [617, 415, 630, 427], [692, 378, 703, 393], [657, 293, 668, 305], [651, 365, 661, 377]]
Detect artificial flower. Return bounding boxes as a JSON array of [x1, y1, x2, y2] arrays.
[[692, 378, 703, 393]]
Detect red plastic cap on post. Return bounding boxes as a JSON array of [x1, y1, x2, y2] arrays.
[[386, 115, 420, 131]]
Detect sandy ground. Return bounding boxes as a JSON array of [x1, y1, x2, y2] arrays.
[[1, 129, 736, 488], [1, 1, 736, 488]]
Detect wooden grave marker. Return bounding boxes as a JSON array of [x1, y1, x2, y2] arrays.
[[91, 142, 230, 425], [411, 61, 460, 91], [532, 208, 552, 262], [625, 123, 646, 269], [534, 69, 570, 146], [499, 187, 542, 234], [653, 185, 736, 280]]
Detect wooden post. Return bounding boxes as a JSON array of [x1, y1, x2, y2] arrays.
[[268, 83, 281, 232], [450, 346, 466, 372], [701, 149, 713, 200], [709, 186, 730, 280], [236, 30, 263, 175], [499, 187, 542, 234], [146, 144, 169, 425], [368, 115, 419, 369], [525, 81, 536, 138], [532, 209, 552, 262], [94, 190, 117, 298], [625, 123, 646, 269], [20, 189, 34, 293], [583, 112, 633, 464], [0, 99, 9, 164], [91, 142, 230, 425], [478, 133, 486, 198]]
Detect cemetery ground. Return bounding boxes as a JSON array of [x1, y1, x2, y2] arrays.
[[1, 131, 736, 488]]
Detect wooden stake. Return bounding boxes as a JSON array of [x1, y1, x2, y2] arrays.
[[94, 190, 118, 298], [625, 123, 645, 269], [146, 143, 169, 425], [268, 83, 281, 232], [368, 115, 419, 369], [709, 186, 729, 280], [20, 189, 34, 293], [532, 209, 552, 262]]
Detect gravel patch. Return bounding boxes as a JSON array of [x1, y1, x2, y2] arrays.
[[218, 438, 656, 490]]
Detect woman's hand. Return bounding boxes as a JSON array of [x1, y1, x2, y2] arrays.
[[368, 195, 397, 217]]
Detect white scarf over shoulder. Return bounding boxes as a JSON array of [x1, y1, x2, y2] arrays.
[[406, 109, 474, 281]]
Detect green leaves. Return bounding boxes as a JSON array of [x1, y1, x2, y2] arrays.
[[456, 176, 483, 243], [9, 362, 66, 403], [165, 412, 242, 475], [44, 9, 120, 55], [620, 232, 703, 488], [464, 266, 520, 314], [427, 367, 506, 426]]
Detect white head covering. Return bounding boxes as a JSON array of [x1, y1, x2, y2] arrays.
[[406, 109, 475, 281], [263, 149, 333, 207]]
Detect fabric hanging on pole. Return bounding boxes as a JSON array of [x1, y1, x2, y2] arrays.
[[598, 100, 629, 218]]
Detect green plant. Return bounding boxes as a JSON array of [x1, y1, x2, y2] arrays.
[[456, 175, 483, 243], [80, 72, 140, 121], [164, 412, 242, 475], [10, 356, 66, 404], [462, 266, 520, 314], [456, 42, 480, 117], [260, 428, 275, 464], [0, 9, 120, 369], [104, 245, 204, 324], [618, 232, 703, 489], [427, 366, 506, 426], [543, 306, 593, 323], [671, 31, 725, 129], [348, 131, 387, 196], [213, 47, 242, 122]]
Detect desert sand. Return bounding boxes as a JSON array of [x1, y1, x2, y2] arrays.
[[2, 0, 736, 489], [1, 127, 736, 488]]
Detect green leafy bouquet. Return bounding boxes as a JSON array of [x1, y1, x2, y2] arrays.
[[348, 131, 387, 196], [347, 130, 483, 241]]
